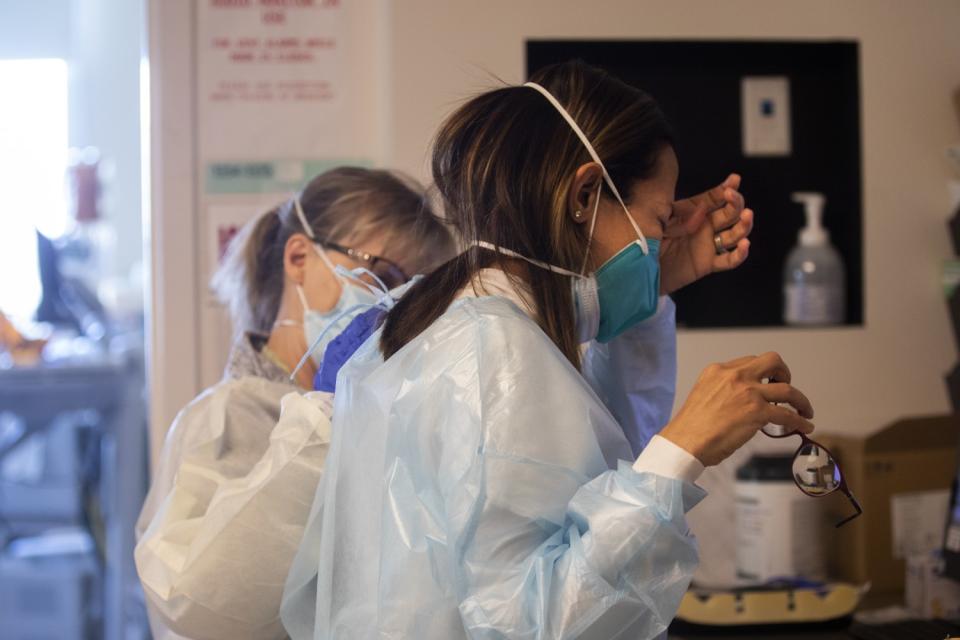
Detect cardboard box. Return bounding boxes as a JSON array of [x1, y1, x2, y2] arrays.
[[818, 414, 959, 607]]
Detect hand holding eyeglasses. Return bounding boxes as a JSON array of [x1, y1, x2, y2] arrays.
[[662, 352, 815, 467], [661, 352, 861, 527]]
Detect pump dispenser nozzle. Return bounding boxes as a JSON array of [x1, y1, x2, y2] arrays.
[[791, 192, 828, 247]]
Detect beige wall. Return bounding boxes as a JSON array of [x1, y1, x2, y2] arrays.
[[386, 0, 960, 438]]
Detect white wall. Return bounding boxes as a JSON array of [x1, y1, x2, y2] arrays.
[[386, 0, 960, 439], [146, 0, 200, 467]]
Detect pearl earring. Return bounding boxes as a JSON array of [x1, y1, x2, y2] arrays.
[[574, 209, 583, 220]]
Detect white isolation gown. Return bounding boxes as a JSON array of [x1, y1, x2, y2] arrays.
[[136, 334, 335, 640], [281, 270, 705, 639]]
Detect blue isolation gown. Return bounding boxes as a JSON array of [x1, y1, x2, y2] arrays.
[[282, 281, 704, 639]]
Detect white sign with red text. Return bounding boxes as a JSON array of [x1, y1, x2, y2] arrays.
[[197, 0, 382, 161]]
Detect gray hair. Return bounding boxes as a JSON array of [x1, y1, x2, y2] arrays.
[[211, 166, 454, 335]]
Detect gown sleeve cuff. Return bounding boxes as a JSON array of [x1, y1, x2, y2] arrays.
[[632, 434, 704, 484]]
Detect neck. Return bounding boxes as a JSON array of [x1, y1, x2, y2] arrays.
[[267, 294, 316, 389]]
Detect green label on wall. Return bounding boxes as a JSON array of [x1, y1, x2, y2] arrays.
[[205, 158, 371, 194]]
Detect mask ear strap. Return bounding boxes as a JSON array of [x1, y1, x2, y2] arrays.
[[309, 242, 353, 307], [312, 242, 337, 274], [579, 182, 603, 275], [294, 194, 351, 300], [333, 265, 396, 309], [523, 81, 649, 255], [295, 284, 310, 313], [288, 302, 373, 383]]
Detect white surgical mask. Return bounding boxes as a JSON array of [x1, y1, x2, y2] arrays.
[[296, 246, 381, 367], [278, 196, 390, 381]]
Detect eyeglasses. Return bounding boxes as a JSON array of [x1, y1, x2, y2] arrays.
[[321, 241, 410, 290], [761, 423, 863, 527]]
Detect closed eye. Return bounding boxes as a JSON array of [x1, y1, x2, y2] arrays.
[[659, 208, 673, 233]]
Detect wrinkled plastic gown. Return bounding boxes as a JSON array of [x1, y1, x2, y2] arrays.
[[282, 295, 705, 639], [136, 377, 334, 639]]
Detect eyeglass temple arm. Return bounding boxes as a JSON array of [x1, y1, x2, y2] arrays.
[[835, 489, 863, 528], [326, 241, 409, 282]]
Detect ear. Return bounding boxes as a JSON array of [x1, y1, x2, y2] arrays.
[[283, 233, 311, 285], [567, 162, 604, 225]]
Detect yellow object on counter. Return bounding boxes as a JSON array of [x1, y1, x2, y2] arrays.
[[0, 310, 46, 366], [677, 583, 867, 626]]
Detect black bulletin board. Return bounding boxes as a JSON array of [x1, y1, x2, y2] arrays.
[[527, 40, 863, 328]]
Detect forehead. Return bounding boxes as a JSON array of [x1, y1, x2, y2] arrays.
[[652, 145, 679, 182]]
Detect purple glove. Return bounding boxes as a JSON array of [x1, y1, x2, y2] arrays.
[[314, 307, 386, 392]]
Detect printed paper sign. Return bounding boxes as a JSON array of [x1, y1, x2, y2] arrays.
[[197, 0, 346, 159], [206, 201, 275, 289]]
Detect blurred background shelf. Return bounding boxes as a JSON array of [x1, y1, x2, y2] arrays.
[[0, 349, 149, 640]]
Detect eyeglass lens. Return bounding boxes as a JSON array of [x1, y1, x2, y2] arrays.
[[792, 442, 841, 496], [760, 423, 862, 527]]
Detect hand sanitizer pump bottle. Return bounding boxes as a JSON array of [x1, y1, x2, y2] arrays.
[[783, 192, 846, 325]]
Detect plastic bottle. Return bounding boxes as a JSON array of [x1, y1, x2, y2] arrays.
[[735, 454, 825, 585], [783, 192, 846, 325]]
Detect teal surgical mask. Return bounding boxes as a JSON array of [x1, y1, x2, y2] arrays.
[[593, 237, 660, 342], [477, 81, 661, 344], [568, 185, 661, 343]]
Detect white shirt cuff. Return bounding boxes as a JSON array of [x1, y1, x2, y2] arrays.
[[632, 434, 704, 484]]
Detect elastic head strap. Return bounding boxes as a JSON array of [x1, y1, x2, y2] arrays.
[[523, 82, 648, 255], [293, 196, 316, 241], [474, 240, 582, 279]]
